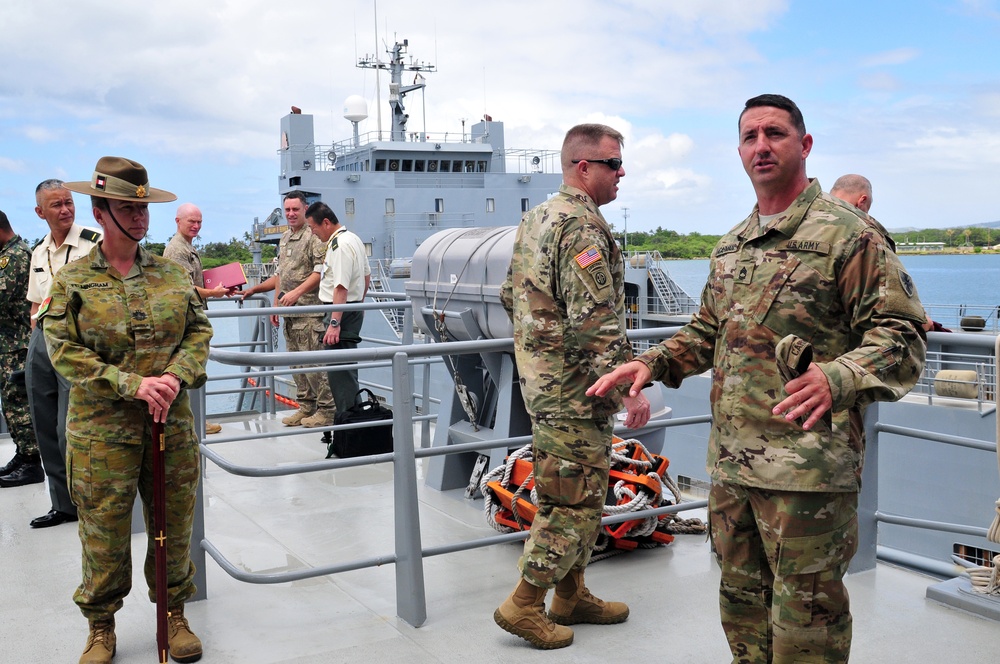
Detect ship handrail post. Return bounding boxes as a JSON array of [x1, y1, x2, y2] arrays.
[[392, 351, 427, 627], [851, 401, 880, 574], [191, 381, 209, 601]]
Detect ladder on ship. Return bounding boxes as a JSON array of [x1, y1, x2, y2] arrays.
[[647, 253, 699, 315], [369, 259, 407, 337]]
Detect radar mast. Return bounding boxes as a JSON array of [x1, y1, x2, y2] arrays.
[[358, 39, 436, 141]]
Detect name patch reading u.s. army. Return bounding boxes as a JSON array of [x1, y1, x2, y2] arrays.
[[777, 240, 831, 254], [898, 268, 915, 297]]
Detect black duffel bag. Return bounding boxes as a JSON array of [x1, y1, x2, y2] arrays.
[[326, 389, 394, 459]]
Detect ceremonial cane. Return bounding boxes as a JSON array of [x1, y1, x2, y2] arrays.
[[152, 419, 169, 663]]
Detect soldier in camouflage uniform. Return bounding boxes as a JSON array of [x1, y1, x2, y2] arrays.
[[164, 202, 237, 436], [494, 124, 651, 650], [241, 191, 335, 427], [0, 209, 42, 488], [41, 157, 213, 664], [589, 96, 927, 663]]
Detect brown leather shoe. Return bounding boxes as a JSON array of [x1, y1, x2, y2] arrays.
[[494, 579, 573, 649], [548, 568, 629, 625], [167, 605, 203, 662], [79, 618, 116, 664]]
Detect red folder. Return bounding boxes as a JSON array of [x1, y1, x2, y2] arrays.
[[202, 262, 247, 289]]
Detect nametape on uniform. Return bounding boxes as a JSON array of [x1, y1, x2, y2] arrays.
[[777, 239, 831, 254], [575, 245, 602, 269]]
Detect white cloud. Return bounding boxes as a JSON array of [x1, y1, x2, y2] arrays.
[[861, 47, 921, 68]]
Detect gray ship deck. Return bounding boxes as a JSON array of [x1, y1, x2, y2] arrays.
[[3, 413, 997, 663]]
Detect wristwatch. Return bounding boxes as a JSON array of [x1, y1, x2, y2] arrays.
[[328, 319, 340, 327]]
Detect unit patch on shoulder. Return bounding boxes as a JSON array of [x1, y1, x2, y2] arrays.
[[0, 256, 8, 269], [37, 297, 51, 317], [898, 268, 915, 298]]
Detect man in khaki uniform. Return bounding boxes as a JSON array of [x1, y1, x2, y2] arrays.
[[590, 95, 926, 663], [241, 191, 334, 427]]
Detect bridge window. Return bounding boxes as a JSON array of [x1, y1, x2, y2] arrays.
[[414, 160, 425, 172], [521, 198, 530, 212], [402, 159, 413, 172], [477, 160, 487, 172], [375, 159, 386, 171], [435, 198, 445, 213]]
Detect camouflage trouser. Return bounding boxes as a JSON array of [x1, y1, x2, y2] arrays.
[[518, 417, 613, 589], [0, 348, 38, 457], [709, 481, 858, 664], [67, 421, 200, 621], [284, 316, 334, 416]]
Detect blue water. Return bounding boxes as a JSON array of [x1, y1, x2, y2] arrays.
[[663, 253, 1000, 308]]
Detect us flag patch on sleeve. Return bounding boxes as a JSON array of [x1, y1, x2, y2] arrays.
[[575, 245, 602, 269]]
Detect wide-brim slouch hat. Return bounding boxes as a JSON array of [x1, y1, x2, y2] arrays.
[[63, 156, 177, 203]]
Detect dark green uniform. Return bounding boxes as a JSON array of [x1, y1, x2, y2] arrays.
[[0, 234, 37, 458], [40, 244, 212, 621]]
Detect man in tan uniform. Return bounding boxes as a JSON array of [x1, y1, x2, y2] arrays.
[[241, 191, 334, 427]]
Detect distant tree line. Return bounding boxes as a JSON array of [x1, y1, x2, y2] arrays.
[[141, 232, 277, 267], [612, 225, 1000, 259]]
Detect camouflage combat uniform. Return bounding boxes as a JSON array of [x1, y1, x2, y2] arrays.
[[0, 233, 37, 457], [277, 225, 334, 417], [163, 231, 205, 291], [636, 180, 926, 663], [500, 184, 633, 589], [39, 244, 212, 621]]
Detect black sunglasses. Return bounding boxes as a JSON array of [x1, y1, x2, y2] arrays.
[[571, 158, 623, 171]]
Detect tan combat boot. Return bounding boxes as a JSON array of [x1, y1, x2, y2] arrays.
[[281, 411, 307, 426], [79, 617, 116, 664], [300, 411, 334, 428], [494, 578, 574, 649], [548, 568, 630, 625], [167, 605, 203, 663]]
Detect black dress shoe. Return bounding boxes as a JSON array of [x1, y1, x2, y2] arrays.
[[0, 458, 45, 487], [30, 509, 78, 528]]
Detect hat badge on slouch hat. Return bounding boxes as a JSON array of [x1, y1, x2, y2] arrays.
[[62, 156, 177, 203]]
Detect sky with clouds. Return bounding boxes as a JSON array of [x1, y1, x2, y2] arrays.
[[1, 0, 999, 245]]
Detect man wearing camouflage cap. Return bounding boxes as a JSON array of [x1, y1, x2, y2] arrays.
[[40, 156, 212, 664], [589, 95, 926, 662], [495, 123, 651, 649]]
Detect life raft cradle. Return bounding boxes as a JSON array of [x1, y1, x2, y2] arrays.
[[480, 437, 705, 557]]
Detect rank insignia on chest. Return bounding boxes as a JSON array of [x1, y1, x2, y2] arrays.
[[735, 260, 754, 284]]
